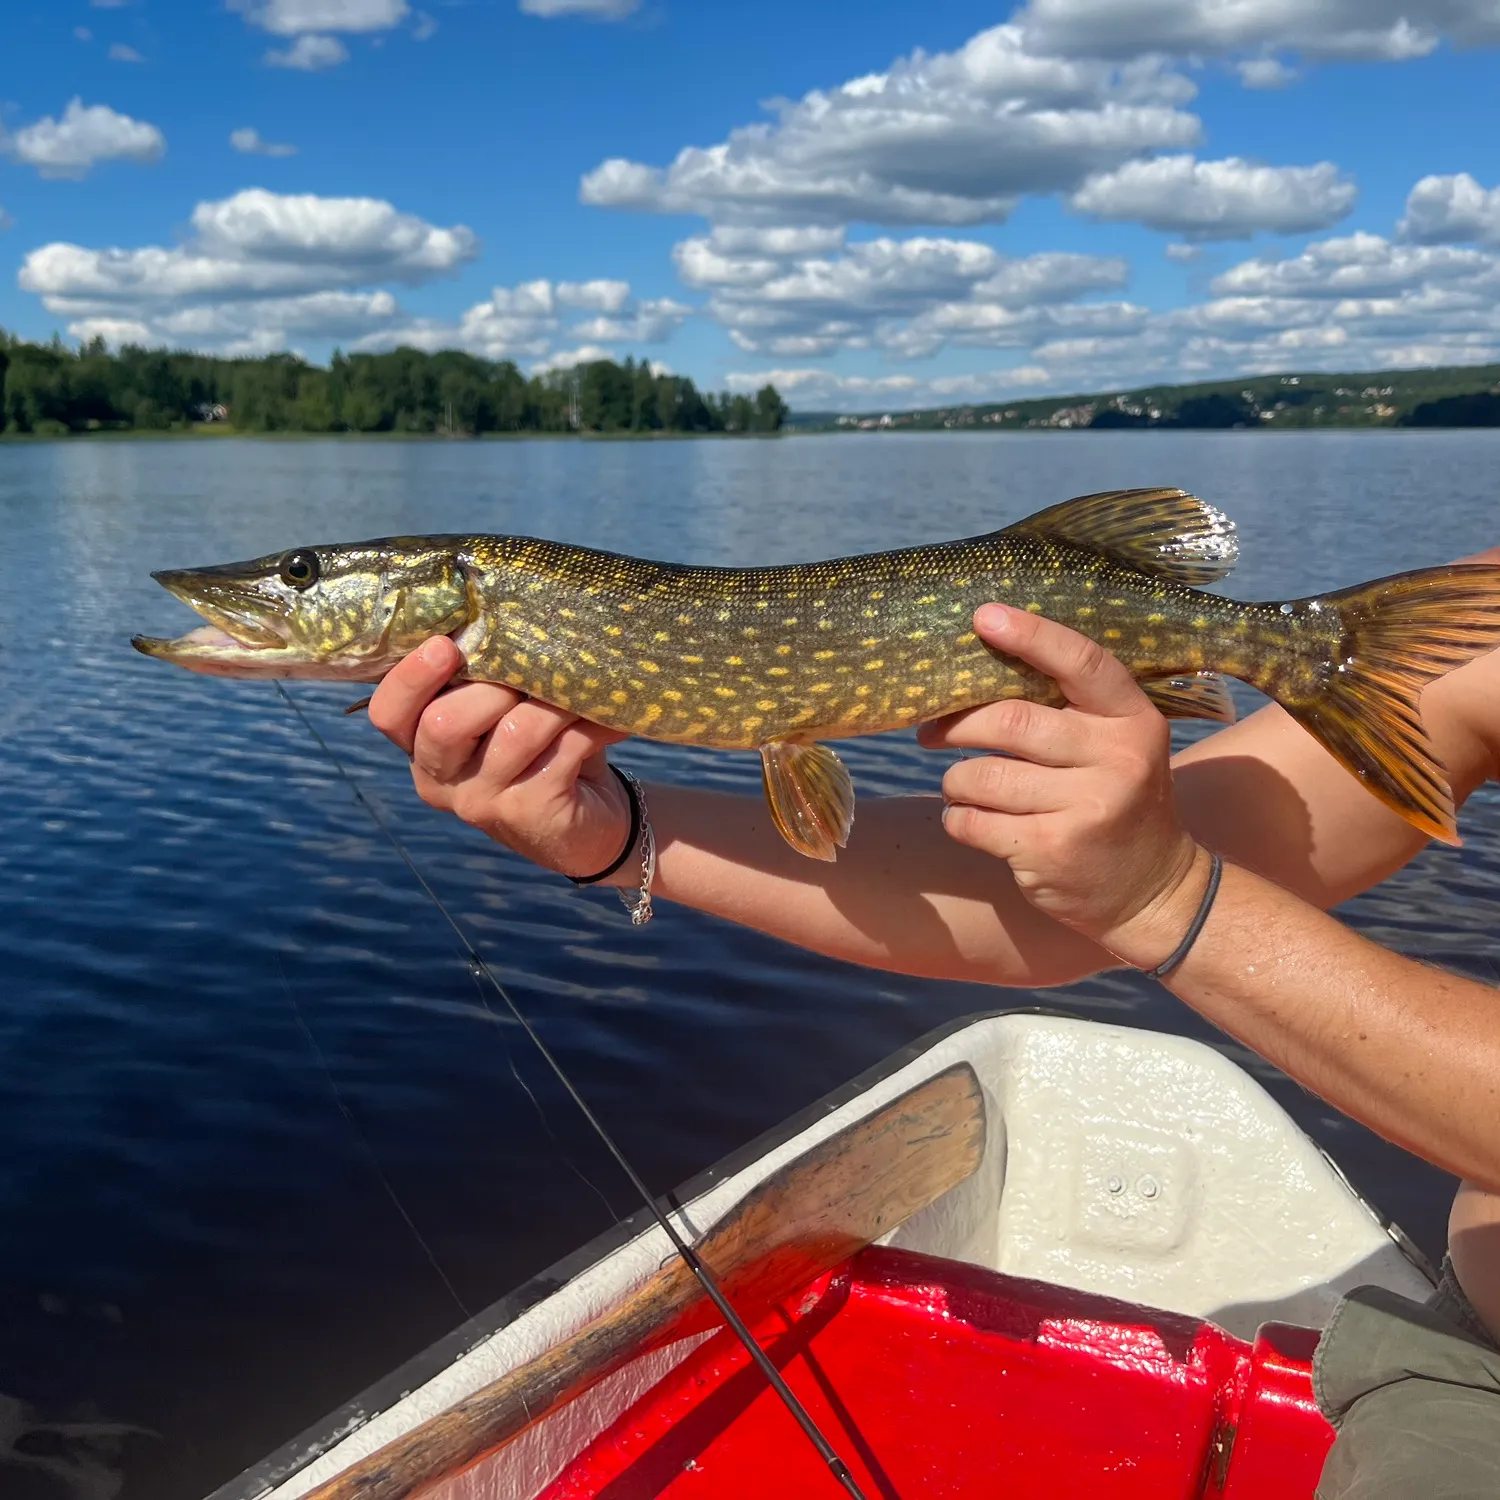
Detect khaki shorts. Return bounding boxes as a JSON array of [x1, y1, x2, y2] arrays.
[[1315, 1256, 1500, 1498]]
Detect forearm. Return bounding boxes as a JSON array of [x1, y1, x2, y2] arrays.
[[1120, 860, 1500, 1191], [617, 785, 1113, 987]]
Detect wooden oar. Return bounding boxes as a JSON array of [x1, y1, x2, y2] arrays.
[[299, 1062, 986, 1500]]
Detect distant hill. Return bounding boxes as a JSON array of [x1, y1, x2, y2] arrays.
[[785, 363, 1500, 433]]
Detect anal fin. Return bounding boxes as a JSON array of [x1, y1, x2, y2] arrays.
[[759, 741, 856, 861], [1139, 671, 1237, 723]]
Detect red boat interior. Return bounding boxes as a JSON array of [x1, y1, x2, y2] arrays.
[[539, 1246, 1333, 1499]]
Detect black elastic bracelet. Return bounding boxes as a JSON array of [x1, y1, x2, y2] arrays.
[[566, 765, 641, 886], [1144, 851, 1223, 980]]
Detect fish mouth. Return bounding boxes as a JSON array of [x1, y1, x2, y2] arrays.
[[131, 567, 301, 677]]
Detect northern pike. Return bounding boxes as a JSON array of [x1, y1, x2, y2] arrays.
[[133, 488, 1500, 858]]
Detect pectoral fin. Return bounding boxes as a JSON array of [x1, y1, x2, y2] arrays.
[[1140, 671, 1236, 723], [759, 740, 856, 861]]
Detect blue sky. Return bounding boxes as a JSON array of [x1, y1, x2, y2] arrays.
[[4, 0, 1500, 409]]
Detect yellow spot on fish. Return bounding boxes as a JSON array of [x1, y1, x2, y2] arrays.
[[1107, 598, 1127, 607], [956, 670, 973, 682], [845, 704, 868, 721], [913, 659, 933, 671], [814, 649, 836, 661], [757, 699, 778, 711], [869, 589, 885, 600], [743, 716, 764, 732], [636, 704, 662, 728], [809, 683, 833, 694], [775, 644, 792, 656], [717, 610, 732, 623], [604, 624, 622, 637], [818, 619, 833, 631], [1139, 636, 1158, 650], [1147, 613, 1165, 625], [514, 651, 531, 667], [917, 594, 937, 606], [559, 608, 575, 619], [856, 684, 872, 698], [906, 684, 925, 697], [585, 677, 600, 690], [864, 659, 885, 671], [714, 686, 737, 699], [1104, 629, 1122, 641], [1076, 605, 1095, 619], [677, 614, 693, 627], [579, 651, 597, 666], [1025, 603, 1044, 614], [697, 706, 717, 719], [654, 631, 670, 643], [782, 617, 798, 627], [610, 690, 629, 705], [1084, 579, 1097, 592], [743, 626, 759, 641], [725, 655, 743, 666], [768, 666, 790, 677], [956, 632, 976, 645], [895, 706, 920, 719], [1193, 616, 1209, 630], [863, 608, 878, 619], [619, 603, 634, 614], [663, 689, 683, 702], [638, 659, 660, 673], [681, 654, 702, 664], [755, 601, 769, 611], [859, 636, 879, 648], [908, 629, 929, 641]]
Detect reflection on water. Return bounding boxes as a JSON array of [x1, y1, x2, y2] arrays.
[[1, 431, 1497, 1498]]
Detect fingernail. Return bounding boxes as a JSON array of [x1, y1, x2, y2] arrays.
[[975, 603, 1012, 636], [417, 638, 449, 666]]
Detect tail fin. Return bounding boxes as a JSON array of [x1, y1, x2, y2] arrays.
[[1275, 565, 1500, 845]]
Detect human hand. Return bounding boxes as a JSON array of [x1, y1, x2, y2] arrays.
[[367, 638, 634, 880], [919, 604, 1213, 966]]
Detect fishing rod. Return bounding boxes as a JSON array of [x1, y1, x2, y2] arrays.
[[275, 682, 871, 1500]]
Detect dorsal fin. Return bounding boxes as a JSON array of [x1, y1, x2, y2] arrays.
[[1006, 487, 1239, 585]]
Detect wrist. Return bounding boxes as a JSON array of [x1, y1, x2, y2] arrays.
[[563, 766, 642, 886], [1101, 842, 1218, 972]]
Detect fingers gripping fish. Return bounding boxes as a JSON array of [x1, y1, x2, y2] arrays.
[[133, 489, 1500, 858]]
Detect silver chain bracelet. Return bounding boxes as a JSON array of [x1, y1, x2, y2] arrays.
[[612, 767, 656, 926]]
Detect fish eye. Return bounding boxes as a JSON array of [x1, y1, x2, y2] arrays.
[[279, 550, 320, 590]]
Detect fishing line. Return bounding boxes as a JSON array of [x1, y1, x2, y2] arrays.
[[275, 683, 871, 1500], [275, 955, 476, 1329]]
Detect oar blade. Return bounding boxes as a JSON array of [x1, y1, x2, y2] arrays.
[[300, 1063, 987, 1500]]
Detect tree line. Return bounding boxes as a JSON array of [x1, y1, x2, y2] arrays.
[[0, 333, 790, 437]]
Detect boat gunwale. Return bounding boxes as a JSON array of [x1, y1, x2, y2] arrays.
[[205, 1003, 1425, 1500]]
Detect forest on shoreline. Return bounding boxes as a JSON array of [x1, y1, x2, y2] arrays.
[[0, 333, 788, 438]]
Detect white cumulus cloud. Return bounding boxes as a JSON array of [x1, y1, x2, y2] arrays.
[[674, 231, 1132, 359], [1236, 56, 1298, 88], [356, 279, 688, 360], [521, 0, 638, 15], [108, 43, 144, 62], [19, 189, 478, 352], [266, 34, 349, 68], [232, 0, 410, 35], [1071, 155, 1357, 238], [1398, 172, 1500, 247], [1010, 0, 1500, 63], [581, 24, 1201, 228], [3, 99, 164, 180], [230, 127, 299, 158]]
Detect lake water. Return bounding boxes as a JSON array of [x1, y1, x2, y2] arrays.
[[2, 431, 1498, 1499]]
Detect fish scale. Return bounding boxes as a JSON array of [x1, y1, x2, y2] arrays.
[[134, 487, 1500, 860], [453, 535, 1297, 750]]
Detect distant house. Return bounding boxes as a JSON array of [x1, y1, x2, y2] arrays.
[[194, 403, 230, 423]]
